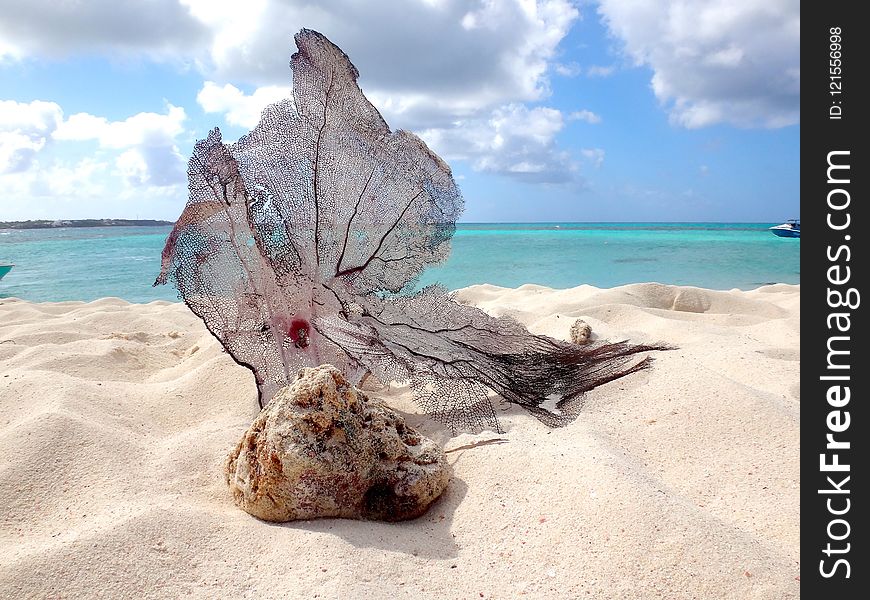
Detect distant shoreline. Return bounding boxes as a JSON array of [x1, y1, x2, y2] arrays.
[[0, 219, 174, 230], [0, 220, 788, 231]]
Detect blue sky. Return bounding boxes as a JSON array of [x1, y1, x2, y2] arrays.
[[0, 0, 799, 223]]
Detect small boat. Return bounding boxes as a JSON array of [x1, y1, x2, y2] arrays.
[[0, 264, 13, 281], [769, 219, 800, 238]]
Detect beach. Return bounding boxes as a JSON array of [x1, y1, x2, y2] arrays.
[[0, 282, 800, 599]]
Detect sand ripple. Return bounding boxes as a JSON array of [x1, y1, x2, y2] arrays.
[[0, 285, 799, 599]]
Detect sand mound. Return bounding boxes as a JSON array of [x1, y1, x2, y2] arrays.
[[0, 284, 799, 599]]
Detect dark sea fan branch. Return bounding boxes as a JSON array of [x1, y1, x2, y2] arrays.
[[335, 188, 424, 278], [155, 29, 666, 430], [336, 165, 377, 276]]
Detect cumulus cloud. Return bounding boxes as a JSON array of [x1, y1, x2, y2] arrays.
[[184, 0, 583, 182], [2, 0, 579, 118], [555, 63, 615, 78], [598, 0, 799, 128], [420, 104, 576, 183], [568, 109, 602, 124], [55, 105, 186, 147], [0, 156, 185, 220], [27, 158, 109, 199], [554, 61, 583, 77], [197, 82, 293, 128], [0, 100, 190, 221], [4, 0, 587, 185], [580, 148, 605, 168], [55, 105, 188, 186], [0, 113, 190, 221], [0, 100, 63, 172], [114, 145, 186, 187], [585, 65, 615, 77], [0, 0, 208, 60], [183, 0, 578, 130]]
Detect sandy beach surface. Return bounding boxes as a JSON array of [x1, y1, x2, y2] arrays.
[[0, 282, 799, 599]]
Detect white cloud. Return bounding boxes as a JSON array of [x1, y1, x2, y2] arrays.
[[580, 148, 605, 168], [0, 100, 63, 172], [0, 0, 208, 60], [0, 156, 185, 220], [29, 158, 109, 198], [585, 65, 615, 77], [0, 132, 42, 173], [554, 62, 582, 77], [183, 0, 578, 129], [420, 104, 576, 183], [0, 100, 190, 220], [0, 157, 110, 222], [598, 0, 799, 128], [0, 100, 62, 134], [555, 63, 615, 78], [55, 105, 186, 148], [0, 37, 20, 61], [197, 82, 293, 128], [114, 145, 186, 187], [568, 109, 602, 124], [186, 0, 583, 182], [115, 150, 149, 187], [54, 105, 188, 186], [4, 1, 587, 191], [2, 0, 580, 114]]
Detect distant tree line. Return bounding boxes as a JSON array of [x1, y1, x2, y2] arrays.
[[0, 219, 174, 229]]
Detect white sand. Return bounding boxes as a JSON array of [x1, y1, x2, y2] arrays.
[[0, 283, 799, 599]]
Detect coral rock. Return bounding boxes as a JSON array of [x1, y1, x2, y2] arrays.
[[570, 319, 592, 345], [671, 288, 711, 313], [225, 365, 450, 522]]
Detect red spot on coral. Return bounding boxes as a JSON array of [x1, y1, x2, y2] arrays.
[[288, 318, 310, 348], [271, 315, 311, 348], [288, 318, 308, 339]]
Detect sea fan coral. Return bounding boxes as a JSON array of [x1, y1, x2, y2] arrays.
[[155, 29, 662, 432]]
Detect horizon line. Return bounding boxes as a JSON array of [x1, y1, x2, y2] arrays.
[[2, 218, 796, 225]]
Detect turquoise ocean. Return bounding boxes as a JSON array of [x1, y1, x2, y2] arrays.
[[0, 223, 799, 304]]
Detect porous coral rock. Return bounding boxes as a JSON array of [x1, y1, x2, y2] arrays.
[[671, 288, 711, 313], [225, 365, 449, 522], [570, 319, 592, 345]]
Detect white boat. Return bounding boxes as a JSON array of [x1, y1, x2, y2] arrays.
[[769, 220, 800, 238]]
